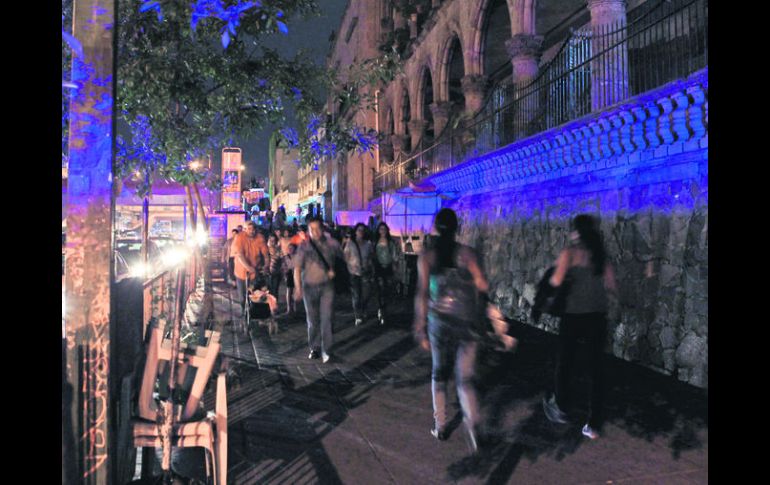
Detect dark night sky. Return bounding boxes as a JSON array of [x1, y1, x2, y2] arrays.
[[215, 0, 348, 180]]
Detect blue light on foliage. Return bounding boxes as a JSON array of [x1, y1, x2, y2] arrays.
[[306, 115, 321, 135], [139, 0, 163, 21], [280, 128, 299, 147], [62, 31, 83, 59], [291, 87, 302, 101], [187, 0, 296, 49], [350, 126, 378, 155]]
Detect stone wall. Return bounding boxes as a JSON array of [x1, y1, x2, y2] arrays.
[[424, 69, 708, 388]]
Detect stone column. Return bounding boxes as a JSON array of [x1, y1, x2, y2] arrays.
[[394, 10, 407, 30], [409, 13, 418, 39], [461, 75, 487, 115], [391, 133, 409, 160], [380, 16, 393, 44], [588, 0, 629, 111], [379, 140, 394, 164], [408, 119, 428, 150], [430, 101, 452, 136], [506, 34, 544, 139], [505, 34, 544, 88]]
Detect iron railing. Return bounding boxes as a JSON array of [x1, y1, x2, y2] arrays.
[[375, 0, 708, 194]]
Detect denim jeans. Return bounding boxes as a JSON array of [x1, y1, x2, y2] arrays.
[[350, 275, 369, 319], [268, 272, 282, 299], [375, 267, 393, 316], [303, 282, 335, 353], [428, 314, 480, 430], [236, 277, 248, 312]]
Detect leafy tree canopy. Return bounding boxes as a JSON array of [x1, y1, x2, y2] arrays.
[[62, 0, 402, 198]]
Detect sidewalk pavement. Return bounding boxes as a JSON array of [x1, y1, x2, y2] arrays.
[[211, 283, 707, 484]]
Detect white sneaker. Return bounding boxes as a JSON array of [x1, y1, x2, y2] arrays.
[[322, 352, 331, 364], [582, 424, 599, 440], [355, 318, 363, 326]]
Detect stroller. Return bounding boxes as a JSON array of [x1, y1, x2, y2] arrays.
[[245, 274, 279, 335]]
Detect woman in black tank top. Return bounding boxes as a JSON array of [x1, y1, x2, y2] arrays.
[[413, 208, 491, 452], [543, 215, 617, 440]]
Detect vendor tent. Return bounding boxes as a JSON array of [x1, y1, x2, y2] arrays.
[[382, 190, 446, 237]]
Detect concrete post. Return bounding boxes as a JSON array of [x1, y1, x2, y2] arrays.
[[64, 0, 116, 483], [588, 0, 629, 111]]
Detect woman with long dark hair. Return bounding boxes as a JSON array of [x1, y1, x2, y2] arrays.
[[344, 223, 373, 326], [543, 214, 617, 440], [413, 208, 490, 452], [373, 222, 398, 325], [266, 233, 283, 299]]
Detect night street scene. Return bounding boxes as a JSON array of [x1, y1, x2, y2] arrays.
[[61, 0, 707, 483]]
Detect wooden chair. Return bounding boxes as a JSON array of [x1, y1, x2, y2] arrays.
[[132, 322, 227, 485]]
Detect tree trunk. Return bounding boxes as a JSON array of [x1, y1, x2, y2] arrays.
[[191, 182, 214, 323], [184, 185, 199, 299]]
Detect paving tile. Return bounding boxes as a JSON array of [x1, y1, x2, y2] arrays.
[[205, 282, 708, 484]]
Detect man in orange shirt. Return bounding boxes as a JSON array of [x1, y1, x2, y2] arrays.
[[290, 225, 308, 247], [232, 221, 269, 314]]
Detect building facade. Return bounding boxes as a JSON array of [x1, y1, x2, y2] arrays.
[[328, 0, 708, 388], [269, 145, 300, 213], [297, 160, 330, 221]]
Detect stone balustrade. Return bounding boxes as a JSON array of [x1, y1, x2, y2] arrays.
[[419, 68, 708, 388], [426, 68, 707, 196]]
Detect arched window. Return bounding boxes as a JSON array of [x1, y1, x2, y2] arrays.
[[421, 69, 434, 142], [482, 0, 512, 84], [401, 88, 412, 152], [447, 36, 465, 118]]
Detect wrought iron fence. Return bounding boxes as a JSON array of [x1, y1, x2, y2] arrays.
[[375, 0, 707, 193]]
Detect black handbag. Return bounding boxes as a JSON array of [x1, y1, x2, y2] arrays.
[[308, 238, 350, 294], [532, 266, 570, 322]]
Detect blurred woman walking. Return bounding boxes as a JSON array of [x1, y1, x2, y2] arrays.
[[373, 222, 398, 325], [344, 223, 373, 326], [413, 208, 490, 452], [542, 214, 617, 440]]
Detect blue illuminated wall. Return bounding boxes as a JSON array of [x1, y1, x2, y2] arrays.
[[423, 68, 708, 388]]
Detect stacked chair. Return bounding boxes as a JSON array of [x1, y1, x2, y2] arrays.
[[131, 320, 227, 484]]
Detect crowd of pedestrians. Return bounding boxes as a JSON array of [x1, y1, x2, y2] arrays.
[[224, 209, 617, 450]]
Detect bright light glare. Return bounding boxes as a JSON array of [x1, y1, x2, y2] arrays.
[[129, 262, 149, 278], [162, 247, 189, 267], [195, 227, 208, 247], [190, 161, 202, 170]]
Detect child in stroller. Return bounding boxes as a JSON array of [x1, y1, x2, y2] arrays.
[[247, 274, 279, 335]]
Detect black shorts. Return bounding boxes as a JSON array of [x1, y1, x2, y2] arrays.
[[285, 270, 295, 288]]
